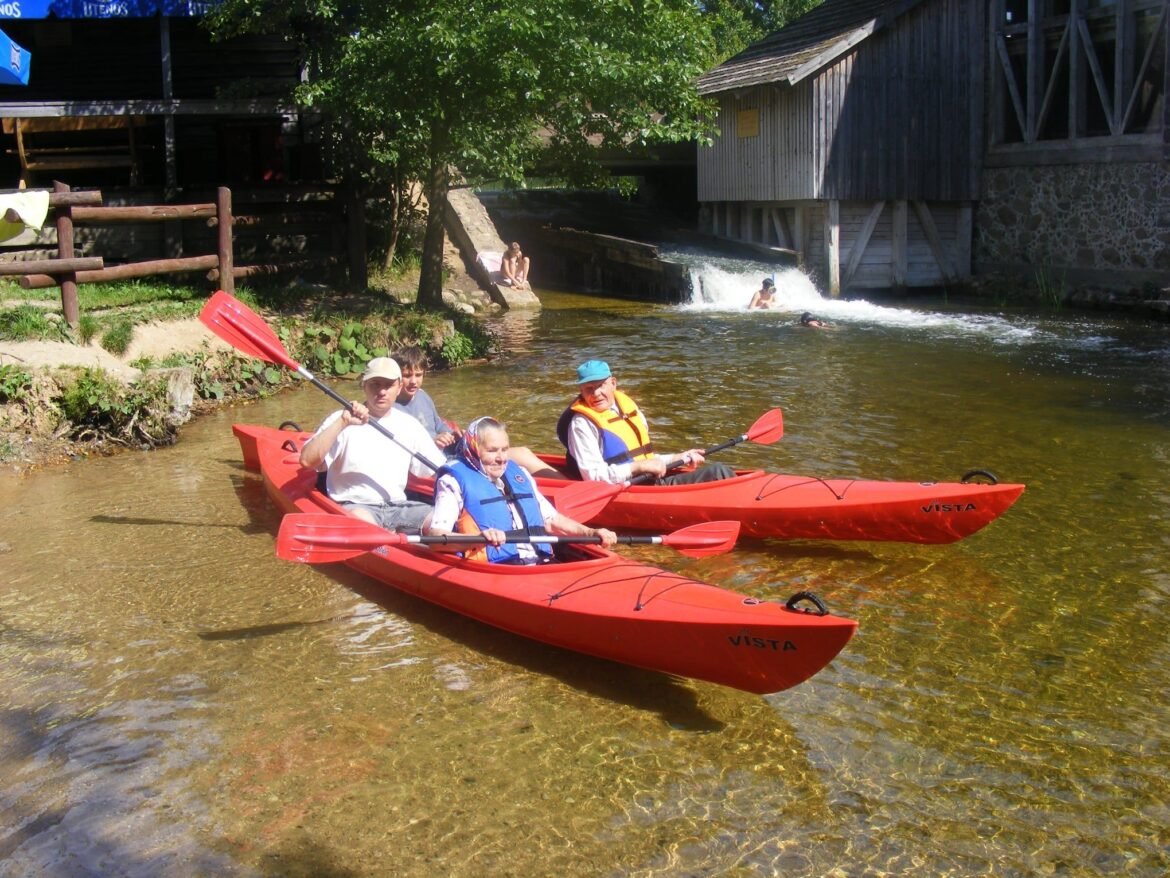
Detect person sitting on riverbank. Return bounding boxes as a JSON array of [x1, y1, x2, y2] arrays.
[[556, 359, 736, 485], [393, 346, 462, 453], [748, 277, 777, 309], [501, 242, 531, 290], [300, 357, 446, 533], [427, 416, 616, 563]]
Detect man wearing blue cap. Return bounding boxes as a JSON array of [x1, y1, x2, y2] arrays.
[[555, 360, 736, 485]]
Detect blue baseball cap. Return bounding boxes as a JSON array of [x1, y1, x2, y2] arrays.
[[575, 359, 612, 383]]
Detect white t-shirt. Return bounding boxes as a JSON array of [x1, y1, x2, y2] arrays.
[[314, 407, 445, 505]]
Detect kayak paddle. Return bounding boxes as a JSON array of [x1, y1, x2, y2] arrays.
[[276, 512, 740, 562], [549, 408, 786, 514], [627, 407, 785, 486], [198, 290, 440, 471]]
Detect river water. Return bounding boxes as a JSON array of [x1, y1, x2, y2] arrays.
[[2, 264, 1169, 876]]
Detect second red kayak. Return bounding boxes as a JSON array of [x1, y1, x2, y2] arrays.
[[525, 454, 1025, 544]]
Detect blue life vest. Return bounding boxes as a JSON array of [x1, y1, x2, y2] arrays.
[[440, 459, 551, 564]]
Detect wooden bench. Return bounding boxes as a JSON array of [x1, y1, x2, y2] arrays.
[[2, 115, 147, 188]]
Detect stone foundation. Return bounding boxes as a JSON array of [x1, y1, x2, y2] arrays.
[[974, 161, 1170, 291]]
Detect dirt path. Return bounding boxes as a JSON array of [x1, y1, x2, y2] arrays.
[[0, 318, 231, 381]]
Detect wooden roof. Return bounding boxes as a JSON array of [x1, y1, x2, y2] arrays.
[[696, 0, 929, 95]]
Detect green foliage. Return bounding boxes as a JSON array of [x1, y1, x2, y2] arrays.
[[100, 319, 135, 356], [55, 368, 174, 446], [0, 364, 33, 403], [438, 332, 476, 367], [78, 314, 100, 345], [0, 305, 64, 341], [77, 280, 205, 310], [207, 0, 721, 308], [703, 1, 823, 61], [1034, 266, 1065, 309]]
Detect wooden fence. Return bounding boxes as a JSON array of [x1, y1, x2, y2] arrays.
[[0, 182, 235, 328]]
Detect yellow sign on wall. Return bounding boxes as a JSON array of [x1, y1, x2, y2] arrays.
[[737, 108, 760, 138]]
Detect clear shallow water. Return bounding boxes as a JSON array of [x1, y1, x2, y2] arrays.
[[1, 275, 1169, 876]]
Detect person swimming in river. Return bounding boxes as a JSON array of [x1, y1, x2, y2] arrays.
[[747, 277, 777, 309], [800, 312, 830, 328]]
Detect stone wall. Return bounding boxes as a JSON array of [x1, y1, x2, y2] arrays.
[[974, 161, 1170, 290]]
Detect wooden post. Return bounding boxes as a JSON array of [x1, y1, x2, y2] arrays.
[[216, 187, 234, 295], [892, 199, 908, 292], [824, 199, 841, 298], [53, 181, 79, 329], [956, 204, 973, 280]]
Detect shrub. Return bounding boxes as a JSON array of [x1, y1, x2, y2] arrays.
[[78, 314, 100, 345], [100, 319, 135, 356], [0, 364, 33, 403]]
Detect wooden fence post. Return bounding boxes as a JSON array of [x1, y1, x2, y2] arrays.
[[216, 186, 234, 295], [53, 181, 80, 329]]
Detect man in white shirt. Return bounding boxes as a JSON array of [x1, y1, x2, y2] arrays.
[[300, 357, 446, 533]]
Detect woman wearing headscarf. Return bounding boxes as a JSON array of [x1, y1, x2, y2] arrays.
[[426, 416, 617, 564]]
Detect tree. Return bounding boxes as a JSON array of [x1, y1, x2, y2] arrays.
[[208, 0, 719, 308], [703, 1, 826, 61]]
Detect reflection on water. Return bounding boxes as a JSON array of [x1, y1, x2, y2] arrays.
[[2, 288, 1170, 875]]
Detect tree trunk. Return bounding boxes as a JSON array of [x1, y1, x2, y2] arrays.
[[417, 157, 449, 310]]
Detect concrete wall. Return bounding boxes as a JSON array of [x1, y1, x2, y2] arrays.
[[974, 162, 1170, 289]]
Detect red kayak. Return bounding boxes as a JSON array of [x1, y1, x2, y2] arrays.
[[234, 424, 858, 695], [527, 454, 1025, 544]]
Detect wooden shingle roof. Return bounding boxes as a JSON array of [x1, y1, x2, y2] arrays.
[[696, 0, 928, 95]]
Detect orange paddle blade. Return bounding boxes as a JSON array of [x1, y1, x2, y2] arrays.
[[551, 480, 624, 523], [659, 520, 740, 557], [743, 408, 784, 445], [276, 513, 406, 564], [199, 290, 299, 370]]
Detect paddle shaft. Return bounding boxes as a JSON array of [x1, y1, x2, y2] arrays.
[[627, 434, 747, 486], [296, 365, 438, 472], [412, 531, 665, 548], [625, 407, 783, 487]]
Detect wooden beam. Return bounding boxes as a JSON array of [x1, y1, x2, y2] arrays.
[[995, 35, 1030, 141], [956, 205, 973, 279], [912, 201, 957, 283], [19, 255, 214, 289], [1027, 0, 1042, 141], [1078, 17, 1117, 133], [1036, 21, 1072, 138], [1119, 3, 1167, 133], [0, 256, 104, 276], [71, 204, 216, 224], [216, 187, 236, 295], [824, 199, 840, 298], [842, 201, 884, 290], [1070, 0, 1084, 138], [891, 200, 908, 292]]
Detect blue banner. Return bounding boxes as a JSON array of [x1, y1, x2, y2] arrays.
[[0, 26, 30, 85], [0, 0, 216, 18]]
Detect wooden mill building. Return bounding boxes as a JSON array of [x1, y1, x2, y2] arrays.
[[696, 0, 1168, 296]]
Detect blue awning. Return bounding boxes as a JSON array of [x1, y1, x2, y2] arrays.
[[0, 27, 30, 85], [0, 1, 216, 18]]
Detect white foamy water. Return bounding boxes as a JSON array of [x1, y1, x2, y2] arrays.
[[666, 249, 1052, 347]]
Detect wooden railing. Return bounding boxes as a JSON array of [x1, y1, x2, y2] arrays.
[[0, 183, 235, 328]]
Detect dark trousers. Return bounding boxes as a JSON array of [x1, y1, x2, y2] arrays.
[[658, 462, 736, 486]]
